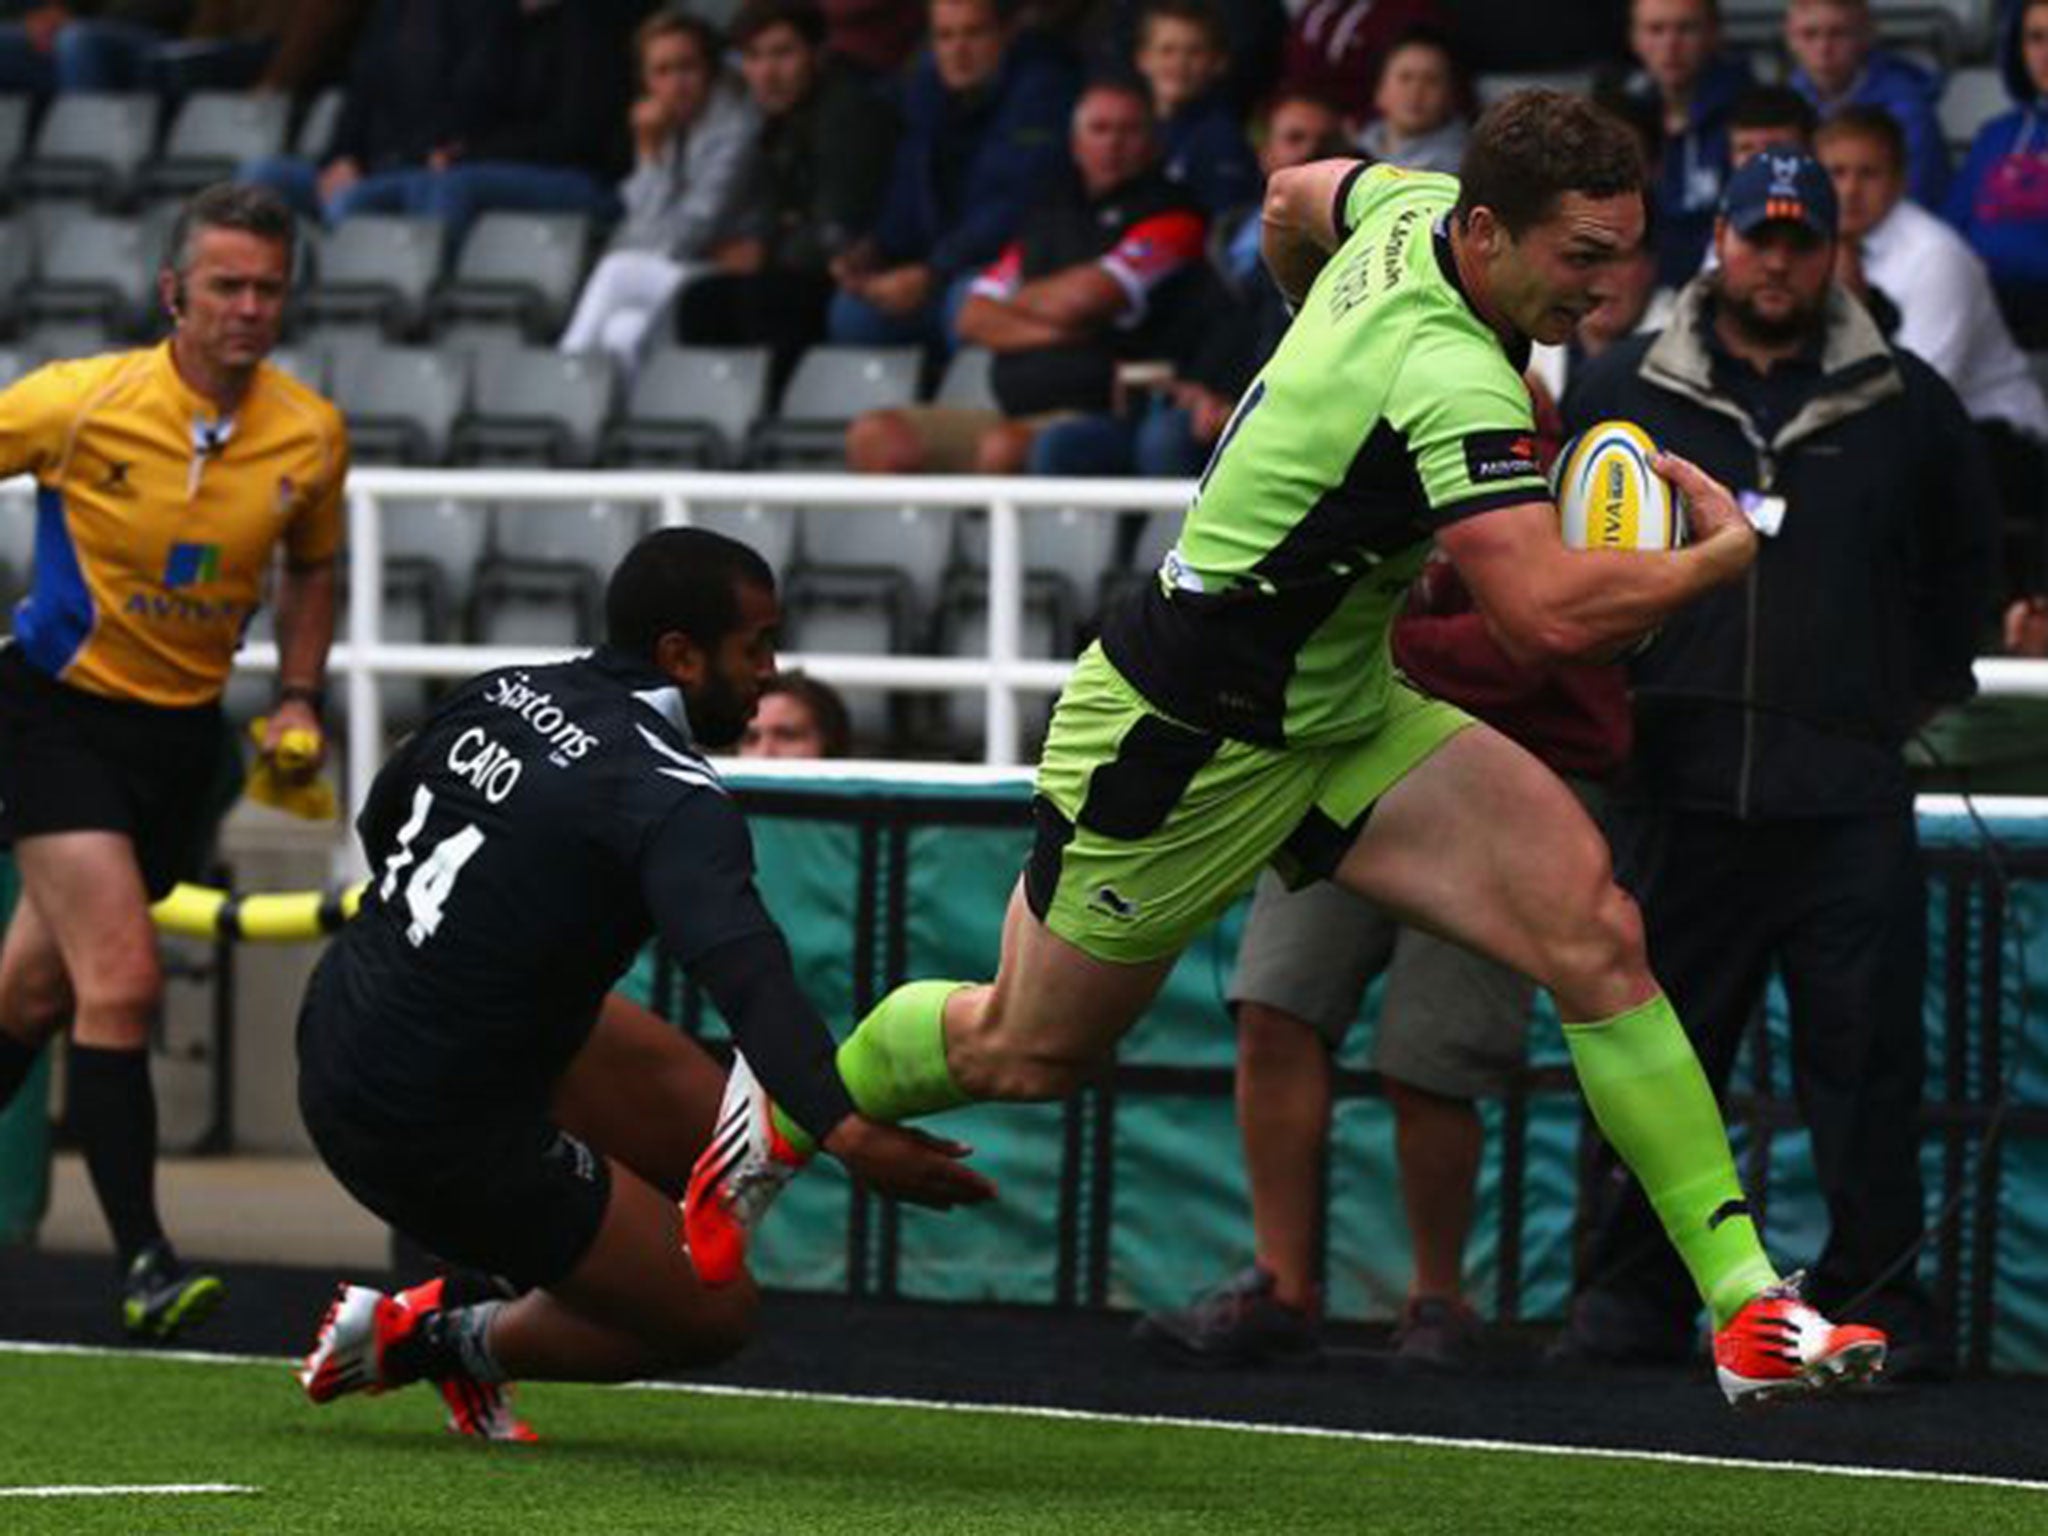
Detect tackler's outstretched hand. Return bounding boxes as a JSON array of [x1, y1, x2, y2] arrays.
[[824, 1116, 998, 1210]]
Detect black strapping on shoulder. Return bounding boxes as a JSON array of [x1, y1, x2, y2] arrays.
[[1331, 160, 1372, 243]]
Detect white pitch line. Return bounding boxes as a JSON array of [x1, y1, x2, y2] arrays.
[[0, 1483, 257, 1500], [4, 1337, 2045, 1496]]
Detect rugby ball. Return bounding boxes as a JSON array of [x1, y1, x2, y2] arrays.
[[1552, 420, 1685, 552]]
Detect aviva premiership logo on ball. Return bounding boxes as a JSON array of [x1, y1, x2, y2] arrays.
[[1552, 420, 1684, 553]]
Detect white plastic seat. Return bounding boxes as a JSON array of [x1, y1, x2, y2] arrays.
[[301, 214, 446, 338], [146, 91, 290, 195], [331, 345, 471, 464], [604, 345, 770, 467], [750, 344, 921, 467], [19, 92, 160, 204], [433, 212, 593, 339], [453, 347, 617, 467], [21, 211, 152, 334]]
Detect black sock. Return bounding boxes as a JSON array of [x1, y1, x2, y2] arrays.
[[0, 1031, 41, 1110], [385, 1301, 507, 1385], [67, 1044, 165, 1269]]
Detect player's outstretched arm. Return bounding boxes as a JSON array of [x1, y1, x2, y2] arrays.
[[1437, 452, 1757, 665], [1261, 157, 1366, 308], [689, 932, 995, 1210]]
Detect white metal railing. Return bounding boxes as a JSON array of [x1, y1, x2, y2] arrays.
[[261, 469, 1192, 828], [9, 466, 2048, 841]]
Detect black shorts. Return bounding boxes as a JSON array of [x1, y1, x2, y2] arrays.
[[298, 1018, 612, 1290], [0, 647, 225, 898]]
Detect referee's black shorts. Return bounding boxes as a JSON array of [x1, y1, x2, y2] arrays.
[[297, 987, 613, 1290], [0, 646, 223, 898]]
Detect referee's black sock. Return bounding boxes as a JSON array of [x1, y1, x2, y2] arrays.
[[0, 1030, 41, 1110], [67, 1043, 167, 1269]]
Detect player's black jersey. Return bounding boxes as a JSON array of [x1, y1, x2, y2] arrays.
[[301, 646, 831, 1128]]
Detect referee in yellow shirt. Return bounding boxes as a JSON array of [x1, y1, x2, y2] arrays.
[[0, 183, 347, 1339]]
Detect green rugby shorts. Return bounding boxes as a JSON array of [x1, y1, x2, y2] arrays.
[[1024, 644, 1472, 964]]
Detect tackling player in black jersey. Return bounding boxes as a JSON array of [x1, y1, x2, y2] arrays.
[[295, 528, 993, 1437]]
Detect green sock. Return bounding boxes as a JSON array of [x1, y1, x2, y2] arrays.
[[1562, 993, 1780, 1328], [771, 980, 975, 1156]]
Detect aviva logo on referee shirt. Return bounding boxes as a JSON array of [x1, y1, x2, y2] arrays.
[[124, 542, 248, 625], [163, 542, 222, 588]]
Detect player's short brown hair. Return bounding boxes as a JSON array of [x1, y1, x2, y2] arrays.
[[1453, 89, 1646, 237]]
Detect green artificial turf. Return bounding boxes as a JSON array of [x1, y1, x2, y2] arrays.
[[0, 1351, 2041, 1535]]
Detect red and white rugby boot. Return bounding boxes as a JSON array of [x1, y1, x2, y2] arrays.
[[682, 1051, 809, 1287], [298, 1282, 415, 1403], [389, 1277, 538, 1443], [1714, 1274, 1888, 1406], [437, 1375, 540, 1443]]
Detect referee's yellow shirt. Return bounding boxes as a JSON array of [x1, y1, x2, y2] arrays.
[[0, 343, 347, 707]]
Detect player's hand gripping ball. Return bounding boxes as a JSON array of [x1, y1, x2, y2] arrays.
[[1552, 419, 1686, 553]]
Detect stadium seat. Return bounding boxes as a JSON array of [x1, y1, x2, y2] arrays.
[[20, 211, 153, 336], [331, 345, 471, 463], [471, 559, 599, 648], [748, 344, 921, 467], [18, 92, 160, 205], [0, 93, 29, 199], [1939, 66, 2006, 154], [265, 345, 327, 393], [451, 346, 617, 467], [433, 317, 530, 362], [0, 453, 35, 590], [687, 502, 799, 575], [298, 214, 446, 339], [293, 88, 343, 162], [382, 496, 491, 629], [955, 502, 1126, 633], [601, 344, 771, 468], [491, 498, 643, 574], [432, 211, 592, 341], [798, 501, 957, 622], [934, 573, 1065, 756], [0, 213, 31, 334], [16, 317, 115, 361], [780, 566, 914, 744], [933, 345, 998, 409], [145, 91, 290, 197]]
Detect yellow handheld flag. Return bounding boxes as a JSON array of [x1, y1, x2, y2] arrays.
[[244, 717, 339, 822]]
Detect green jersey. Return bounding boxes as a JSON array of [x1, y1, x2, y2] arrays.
[[1099, 163, 1551, 747]]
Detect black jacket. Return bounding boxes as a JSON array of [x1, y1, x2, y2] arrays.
[[988, 163, 1208, 417], [1563, 279, 1995, 818]]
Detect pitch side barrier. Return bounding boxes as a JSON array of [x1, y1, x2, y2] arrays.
[[603, 760, 2048, 1375]]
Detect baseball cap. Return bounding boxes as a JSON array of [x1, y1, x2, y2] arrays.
[[1720, 150, 1838, 239]]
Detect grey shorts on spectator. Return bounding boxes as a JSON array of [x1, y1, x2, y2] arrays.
[[1227, 778, 1604, 1099]]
